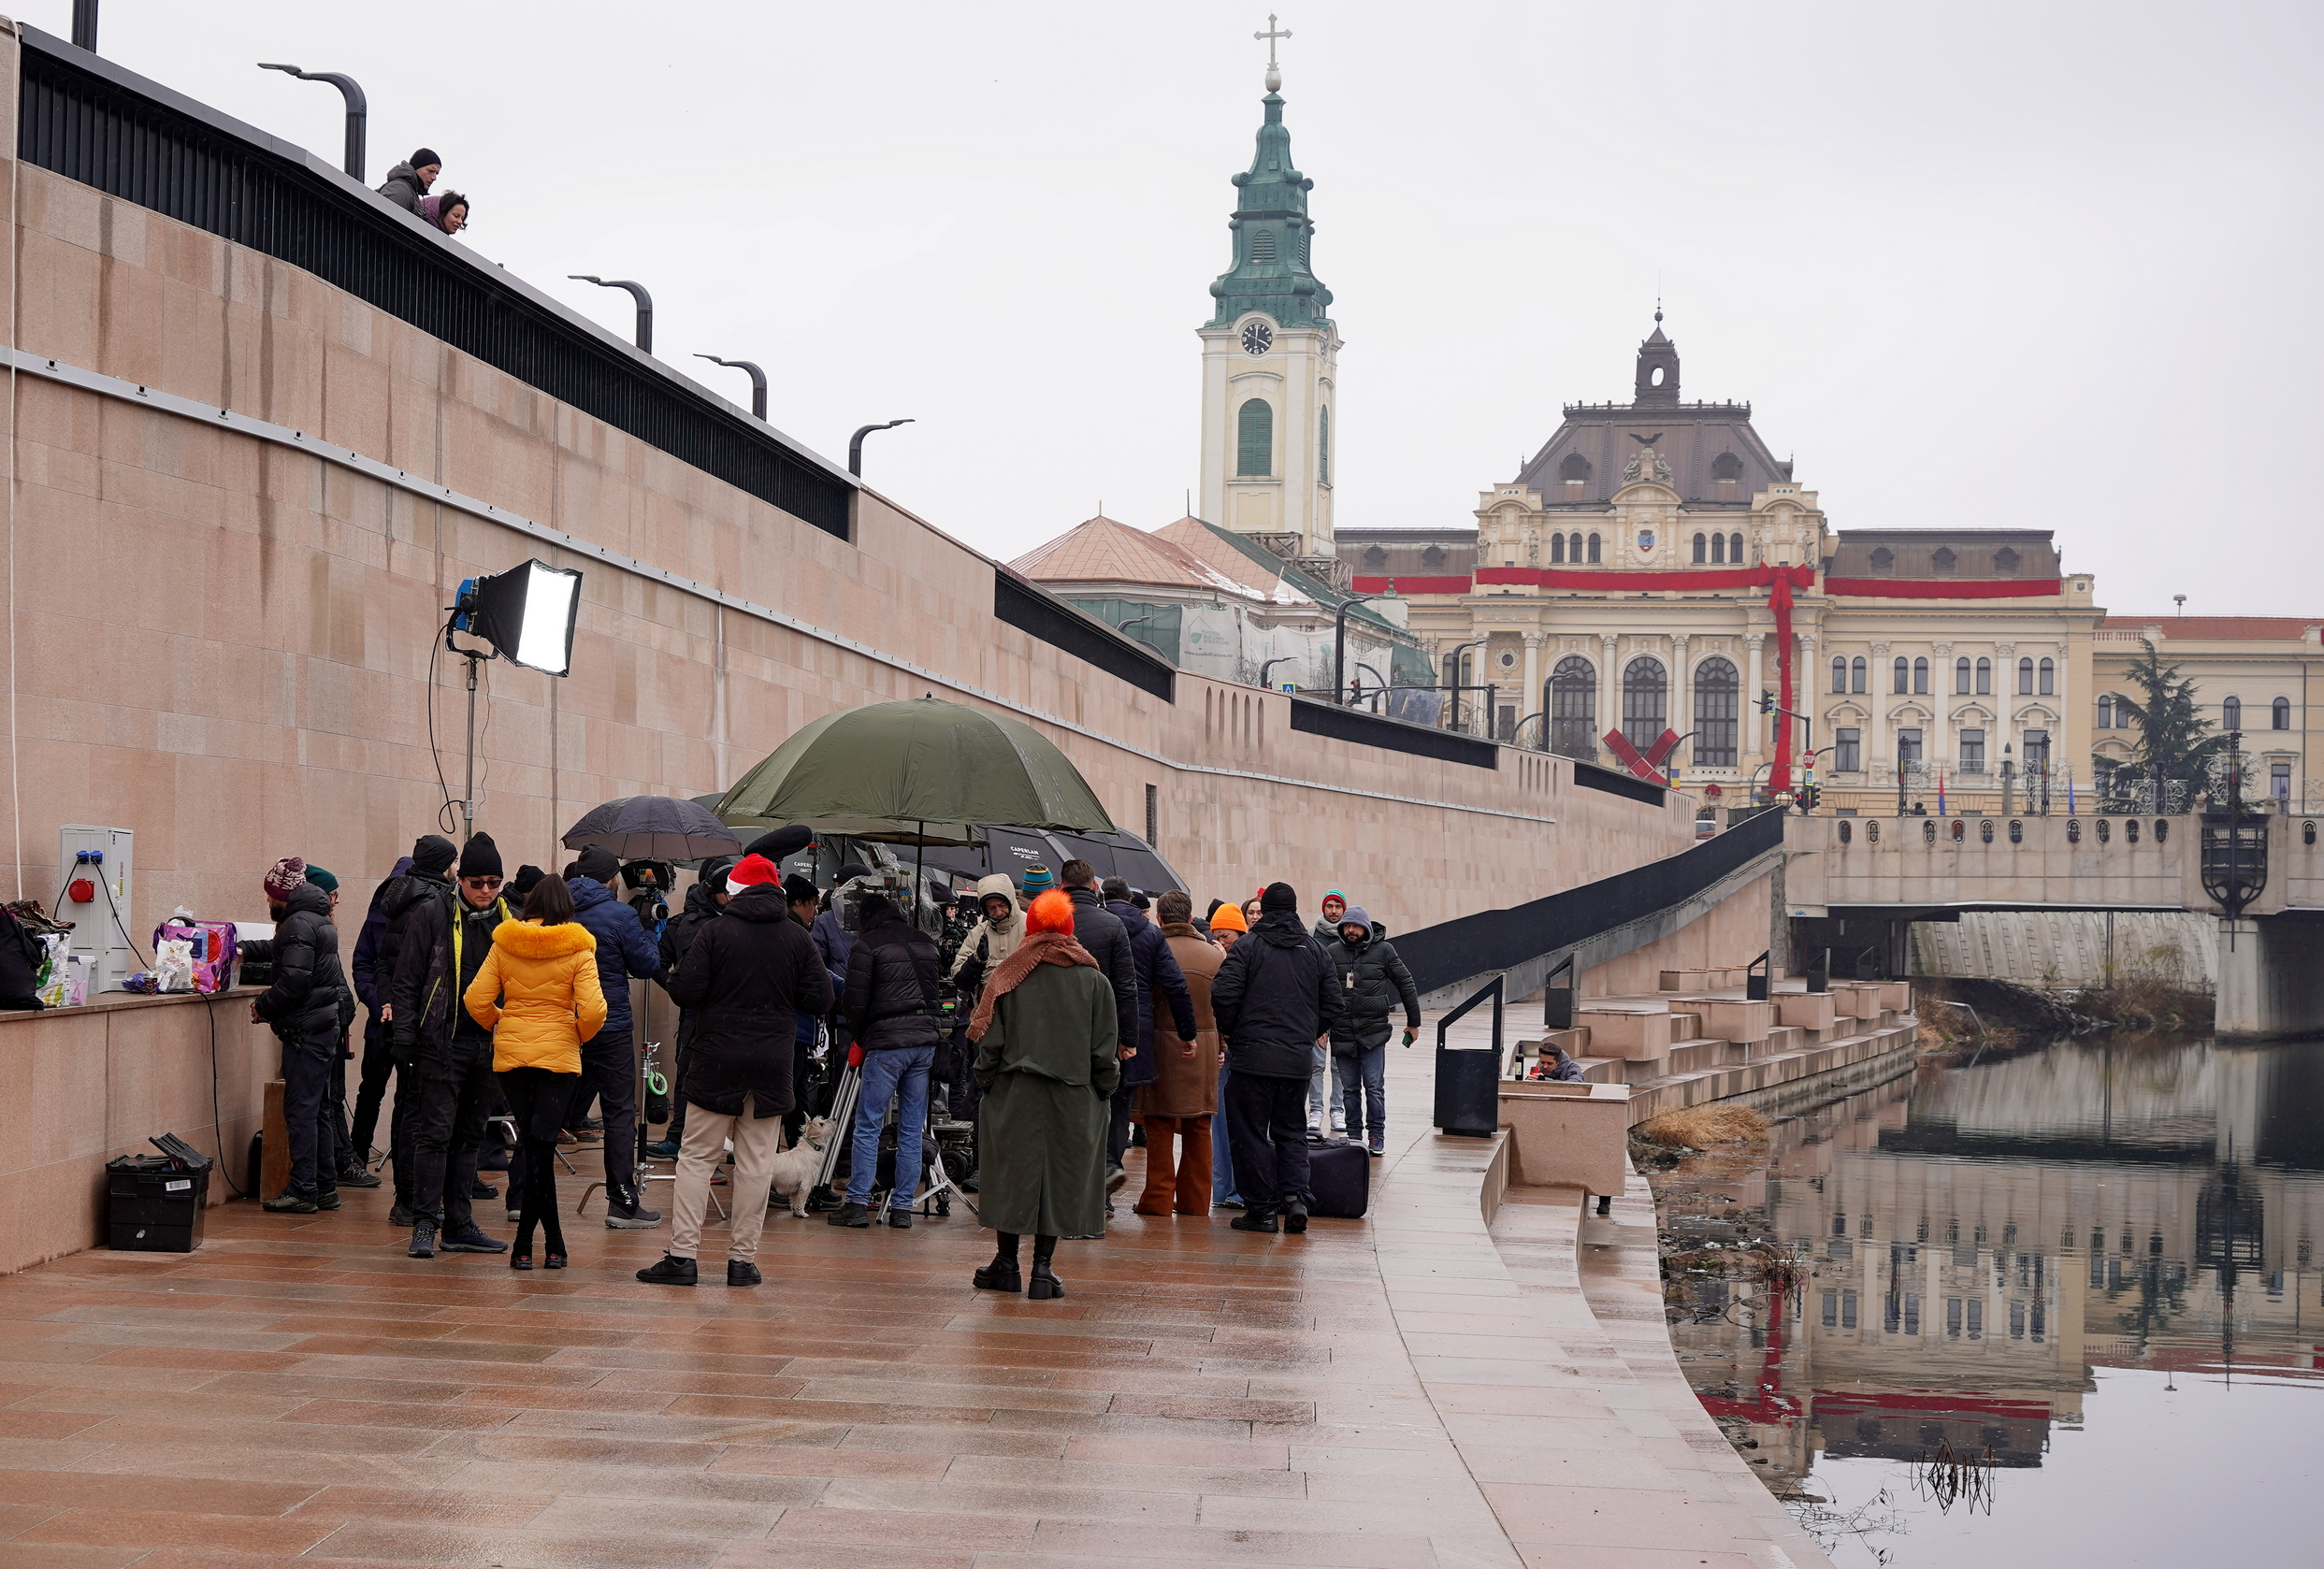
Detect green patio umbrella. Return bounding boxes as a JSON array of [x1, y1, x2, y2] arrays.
[[715, 697, 1116, 847]]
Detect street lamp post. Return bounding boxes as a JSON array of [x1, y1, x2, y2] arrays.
[[72, 0, 97, 52], [848, 420, 915, 478], [1354, 661, 1389, 713], [569, 276, 654, 353], [1258, 655, 1299, 692], [1445, 640, 1486, 734], [258, 64, 368, 180], [1332, 594, 1386, 707], [693, 354, 767, 420]]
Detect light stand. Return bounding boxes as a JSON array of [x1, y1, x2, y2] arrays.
[[442, 558, 585, 838]]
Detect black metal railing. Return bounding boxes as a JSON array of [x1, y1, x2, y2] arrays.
[[17, 32, 855, 540], [1433, 974, 1504, 1137]]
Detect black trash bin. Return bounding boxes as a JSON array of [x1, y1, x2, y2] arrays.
[[108, 1154, 210, 1253], [1434, 1043, 1501, 1138]]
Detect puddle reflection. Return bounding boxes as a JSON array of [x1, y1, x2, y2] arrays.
[[1655, 1034, 2324, 1566]]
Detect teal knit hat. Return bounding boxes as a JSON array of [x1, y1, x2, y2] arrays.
[[1020, 865, 1055, 895], [303, 865, 339, 894]]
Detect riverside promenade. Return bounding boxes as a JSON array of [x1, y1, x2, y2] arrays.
[[0, 1018, 1827, 1569]]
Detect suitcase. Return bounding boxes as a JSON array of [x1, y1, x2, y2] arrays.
[[1306, 1140, 1371, 1219]]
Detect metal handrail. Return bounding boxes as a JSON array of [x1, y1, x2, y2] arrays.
[[1437, 972, 1506, 1068], [1542, 952, 1577, 1031]]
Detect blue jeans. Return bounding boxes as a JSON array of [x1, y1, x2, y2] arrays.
[[1213, 1063, 1240, 1204], [1335, 1044, 1388, 1147], [847, 1044, 934, 1207]]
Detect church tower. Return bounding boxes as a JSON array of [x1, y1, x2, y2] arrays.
[[1197, 43, 1338, 560]]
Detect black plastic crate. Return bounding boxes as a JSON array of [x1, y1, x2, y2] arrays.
[[107, 1155, 209, 1253]]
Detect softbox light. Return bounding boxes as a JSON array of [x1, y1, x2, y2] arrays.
[[462, 560, 583, 676]]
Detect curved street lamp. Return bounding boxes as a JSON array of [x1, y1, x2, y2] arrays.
[[1258, 655, 1300, 692], [258, 63, 367, 180], [693, 353, 767, 420], [848, 419, 915, 478], [570, 276, 653, 352], [1332, 593, 1387, 707], [1445, 639, 1487, 734]]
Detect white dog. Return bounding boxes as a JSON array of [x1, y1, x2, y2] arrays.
[[767, 1116, 833, 1218]]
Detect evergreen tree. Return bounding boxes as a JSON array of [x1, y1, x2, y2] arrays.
[[2103, 640, 2231, 804]]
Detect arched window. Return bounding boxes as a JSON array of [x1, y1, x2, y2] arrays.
[[1711, 532, 1727, 563], [1586, 533, 1602, 564], [2097, 695, 2115, 728], [1695, 657, 1739, 767], [2274, 696, 2292, 730], [1362, 545, 1386, 567], [1568, 532, 1583, 562], [1623, 657, 1668, 751], [1317, 406, 1330, 485], [2017, 656, 2034, 695], [1550, 533, 1565, 564], [1932, 547, 1956, 576], [1913, 657, 1929, 695], [2223, 696, 2243, 731], [1730, 532, 1745, 563], [1548, 656, 1596, 759], [1235, 398, 1273, 477], [1870, 546, 1896, 575], [1893, 656, 1910, 695], [1711, 452, 1745, 482], [1851, 656, 1867, 694], [1955, 657, 1971, 695], [1831, 656, 1848, 695], [1976, 656, 1991, 695], [2038, 656, 2055, 696], [1693, 532, 1708, 564], [1994, 547, 2021, 576], [1248, 229, 1277, 262], [1422, 545, 1445, 567], [1559, 453, 1592, 485]]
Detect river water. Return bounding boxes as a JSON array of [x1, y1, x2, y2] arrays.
[[1652, 1033, 2324, 1567]]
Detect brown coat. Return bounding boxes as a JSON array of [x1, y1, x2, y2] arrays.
[[1137, 924, 1222, 1118]]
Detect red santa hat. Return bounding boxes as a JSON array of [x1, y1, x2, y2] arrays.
[[724, 853, 780, 897]]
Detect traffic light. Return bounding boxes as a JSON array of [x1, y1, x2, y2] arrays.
[[1758, 690, 1775, 714]]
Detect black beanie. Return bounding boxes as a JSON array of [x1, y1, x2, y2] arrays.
[[744, 824, 814, 862], [574, 844, 621, 884], [783, 872, 819, 906], [1260, 881, 1297, 914], [411, 833, 457, 876], [411, 147, 441, 168], [457, 833, 503, 880], [834, 861, 872, 885], [509, 865, 544, 902]]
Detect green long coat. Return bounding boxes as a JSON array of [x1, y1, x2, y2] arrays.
[[973, 958, 1120, 1238]]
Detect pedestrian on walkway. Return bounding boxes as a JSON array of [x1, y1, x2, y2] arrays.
[[1210, 882, 1345, 1234], [1104, 877, 1195, 1184], [1205, 900, 1248, 1208], [370, 834, 458, 1224], [378, 148, 440, 211], [345, 853, 414, 1193], [1325, 905, 1420, 1157], [968, 890, 1119, 1301], [391, 834, 512, 1258], [464, 872, 604, 1270], [1310, 889, 1349, 945], [639, 854, 831, 1286], [1136, 891, 1222, 1216], [566, 844, 666, 1229], [648, 855, 733, 1159], [831, 887, 945, 1229], [245, 857, 350, 1214], [1058, 861, 1139, 1189]]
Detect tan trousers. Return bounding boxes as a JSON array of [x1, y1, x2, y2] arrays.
[[670, 1099, 787, 1262]]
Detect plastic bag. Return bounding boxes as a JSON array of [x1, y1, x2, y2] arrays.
[[152, 939, 195, 994]]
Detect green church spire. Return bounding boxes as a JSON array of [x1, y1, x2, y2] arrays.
[[1206, 65, 1332, 330]]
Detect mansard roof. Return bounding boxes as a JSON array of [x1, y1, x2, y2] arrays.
[[1830, 529, 2060, 581]]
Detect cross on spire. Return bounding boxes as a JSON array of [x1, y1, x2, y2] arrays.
[[1255, 13, 1291, 91]]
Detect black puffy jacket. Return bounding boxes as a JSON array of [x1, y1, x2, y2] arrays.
[[667, 885, 832, 1117], [248, 882, 350, 1037], [373, 871, 452, 1008], [1067, 886, 1141, 1059], [1326, 929, 1422, 1056], [843, 898, 945, 1052], [657, 871, 726, 1050], [388, 889, 508, 1071], [1210, 910, 1346, 1079], [1107, 900, 1197, 1087]]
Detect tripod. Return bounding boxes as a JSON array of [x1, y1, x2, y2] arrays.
[[814, 1058, 974, 1221]]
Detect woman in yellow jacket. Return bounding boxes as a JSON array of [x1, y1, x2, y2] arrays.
[[465, 873, 606, 1268]]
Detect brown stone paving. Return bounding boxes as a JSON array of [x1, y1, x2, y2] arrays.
[[0, 1031, 1824, 1566]]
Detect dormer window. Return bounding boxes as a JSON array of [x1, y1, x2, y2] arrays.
[[1362, 546, 1387, 568], [1559, 453, 1592, 493], [1994, 547, 2021, 576], [1931, 547, 1956, 576], [1869, 546, 1895, 576], [1711, 451, 1743, 501], [1422, 545, 1445, 568]]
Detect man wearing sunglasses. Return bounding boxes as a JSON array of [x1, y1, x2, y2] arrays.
[[389, 832, 513, 1259]]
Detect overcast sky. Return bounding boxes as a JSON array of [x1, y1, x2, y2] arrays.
[[35, 1, 2324, 617]]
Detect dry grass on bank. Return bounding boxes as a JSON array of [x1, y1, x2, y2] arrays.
[[1635, 1103, 1769, 1149]]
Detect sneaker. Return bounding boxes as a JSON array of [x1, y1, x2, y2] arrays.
[[888, 1205, 913, 1230], [1281, 1198, 1309, 1235], [1105, 1164, 1129, 1193], [605, 1191, 663, 1230], [556, 1130, 580, 1148], [408, 1220, 438, 1259], [469, 1180, 498, 1201], [505, 1202, 524, 1222], [1367, 1140, 1384, 1158], [727, 1260, 762, 1288], [645, 1139, 681, 1160], [1230, 1212, 1278, 1234], [1218, 1196, 1246, 1210], [571, 1129, 602, 1144], [314, 1190, 342, 1211], [337, 1165, 383, 1189], [262, 1192, 316, 1214], [636, 1253, 698, 1287], [387, 1202, 416, 1228], [827, 1202, 872, 1228], [440, 1224, 508, 1254]]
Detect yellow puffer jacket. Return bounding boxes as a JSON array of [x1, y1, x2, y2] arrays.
[[463, 919, 606, 1073]]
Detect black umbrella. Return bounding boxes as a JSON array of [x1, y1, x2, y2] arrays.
[[562, 796, 742, 861]]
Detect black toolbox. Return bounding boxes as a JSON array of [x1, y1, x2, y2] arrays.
[[107, 1134, 213, 1252]]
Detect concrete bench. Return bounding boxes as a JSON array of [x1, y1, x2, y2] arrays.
[[1574, 1009, 1674, 1061], [1700, 999, 1772, 1045], [1498, 1080, 1632, 1196]]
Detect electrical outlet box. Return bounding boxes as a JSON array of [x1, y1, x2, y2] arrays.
[[59, 826, 134, 994]]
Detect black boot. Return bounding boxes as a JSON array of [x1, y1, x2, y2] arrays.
[[827, 1202, 871, 1228], [972, 1257, 1022, 1292], [635, 1253, 698, 1286], [1231, 1212, 1279, 1233], [605, 1183, 662, 1230], [1281, 1197, 1309, 1235], [727, 1260, 762, 1288], [1028, 1238, 1064, 1302]]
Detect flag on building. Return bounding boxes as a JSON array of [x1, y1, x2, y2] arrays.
[[1937, 770, 1946, 816]]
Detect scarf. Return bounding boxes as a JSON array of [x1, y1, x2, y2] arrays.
[[967, 928, 1096, 1042]]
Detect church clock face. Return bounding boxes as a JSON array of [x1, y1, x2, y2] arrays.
[[1241, 321, 1275, 356]]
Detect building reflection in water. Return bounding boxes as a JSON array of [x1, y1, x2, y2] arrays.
[[1668, 1037, 2324, 1494]]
